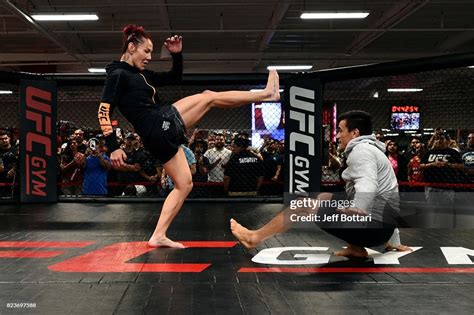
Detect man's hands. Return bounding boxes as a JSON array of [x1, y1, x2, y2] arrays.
[[164, 35, 183, 54], [110, 149, 127, 168], [73, 152, 85, 166], [337, 207, 369, 216]]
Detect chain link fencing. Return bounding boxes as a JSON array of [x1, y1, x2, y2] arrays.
[[1, 58, 473, 202], [321, 66, 473, 193]]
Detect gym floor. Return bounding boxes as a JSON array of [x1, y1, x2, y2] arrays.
[[0, 202, 473, 314]]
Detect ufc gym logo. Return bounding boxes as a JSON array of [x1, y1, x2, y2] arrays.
[[1, 241, 474, 273], [288, 86, 316, 194], [24, 86, 53, 197]]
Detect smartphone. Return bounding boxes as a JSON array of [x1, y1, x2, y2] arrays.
[[89, 138, 98, 151]]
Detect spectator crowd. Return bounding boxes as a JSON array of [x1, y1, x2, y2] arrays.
[[1, 124, 473, 199]]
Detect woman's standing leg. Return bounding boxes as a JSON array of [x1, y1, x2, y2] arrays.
[[148, 147, 193, 248]]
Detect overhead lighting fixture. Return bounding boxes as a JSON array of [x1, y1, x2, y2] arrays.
[[468, 66, 474, 68], [0, 90, 13, 94], [267, 65, 313, 71], [387, 88, 423, 92], [372, 91, 379, 98], [31, 14, 99, 21], [300, 12, 369, 19], [88, 68, 106, 73]]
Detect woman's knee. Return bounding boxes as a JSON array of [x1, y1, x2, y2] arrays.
[[201, 90, 217, 107], [202, 89, 216, 95], [175, 177, 193, 194]]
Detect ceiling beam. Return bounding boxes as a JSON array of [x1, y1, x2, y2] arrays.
[[154, 0, 173, 59], [344, 0, 430, 55], [30, 1, 474, 9], [0, 0, 89, 64], [3, 28, 474, 36], [48, 28, 474, 34], [0, 51, 446, 64], [436, 31, 474, 51], [253, 2, 290, 71], [157, 0, 171, 30], [257, 2, 290, 52]]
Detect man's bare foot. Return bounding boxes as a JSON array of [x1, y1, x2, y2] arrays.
[[334, 244, 368, 258], [263, 70, 280, 101], [385, 243, 412, 252], [148, 236, 185, 249], [230, 218, 259, 250]]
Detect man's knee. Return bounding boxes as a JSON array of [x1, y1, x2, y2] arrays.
[[293, 193, 333, 215], [318, 192, 333, 201]]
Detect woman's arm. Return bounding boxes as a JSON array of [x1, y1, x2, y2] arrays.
[[98, 70, 128, 167], [144, 35, 183, 86], [144, 52, 183, 86]]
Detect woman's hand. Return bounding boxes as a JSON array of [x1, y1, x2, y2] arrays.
[[110, 149, 127, 168], [164, 35, 183, 53]]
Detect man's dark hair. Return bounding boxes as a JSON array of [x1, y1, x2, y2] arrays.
[[234, 138, 249, 148], [0, 130, 10, 137], [337, 110, 373, 136], [238, 131, 250, 139]]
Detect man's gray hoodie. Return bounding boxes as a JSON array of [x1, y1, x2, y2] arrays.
[[342, 135, 399, 224]]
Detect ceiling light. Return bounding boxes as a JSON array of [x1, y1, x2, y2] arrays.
[[31, 14, 99, 21], [300, 12, 369, 19], [88, 68, 106, 73], [0, 90, 13, 94], [267, 65, 313, 71], [387, 88, 423, 92], [468, 66, 474, 68]]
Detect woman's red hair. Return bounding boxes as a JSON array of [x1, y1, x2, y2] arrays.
[[122, 24, 151, 53]]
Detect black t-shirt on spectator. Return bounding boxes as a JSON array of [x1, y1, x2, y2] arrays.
[[117, 148, 142, 183], [421, 148, 464, 183], [193, 155, 210, 182], [135, 148, 159, 176], [77, 143, 87, 154], [225, 151, 264, 192], [462, 148, 474, 183], [0, 146, 17, 181], [262, 151, 283, 179]]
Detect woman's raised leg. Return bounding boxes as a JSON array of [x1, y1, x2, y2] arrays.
[[174, 70, 279, 129]]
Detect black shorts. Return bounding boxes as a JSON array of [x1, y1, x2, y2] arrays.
[[140, 105, 187, 164], [316, 192, 395, 247]]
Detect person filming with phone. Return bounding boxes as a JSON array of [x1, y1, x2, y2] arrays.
[[81, 138, 111, 196]]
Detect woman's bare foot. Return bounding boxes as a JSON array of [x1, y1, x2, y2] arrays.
[[263, 70, 280, 101], [230, 218, 259, 250], [385, 243, 412, 252], [148, 236, 185, 249], [334, 244, 368, 258]]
